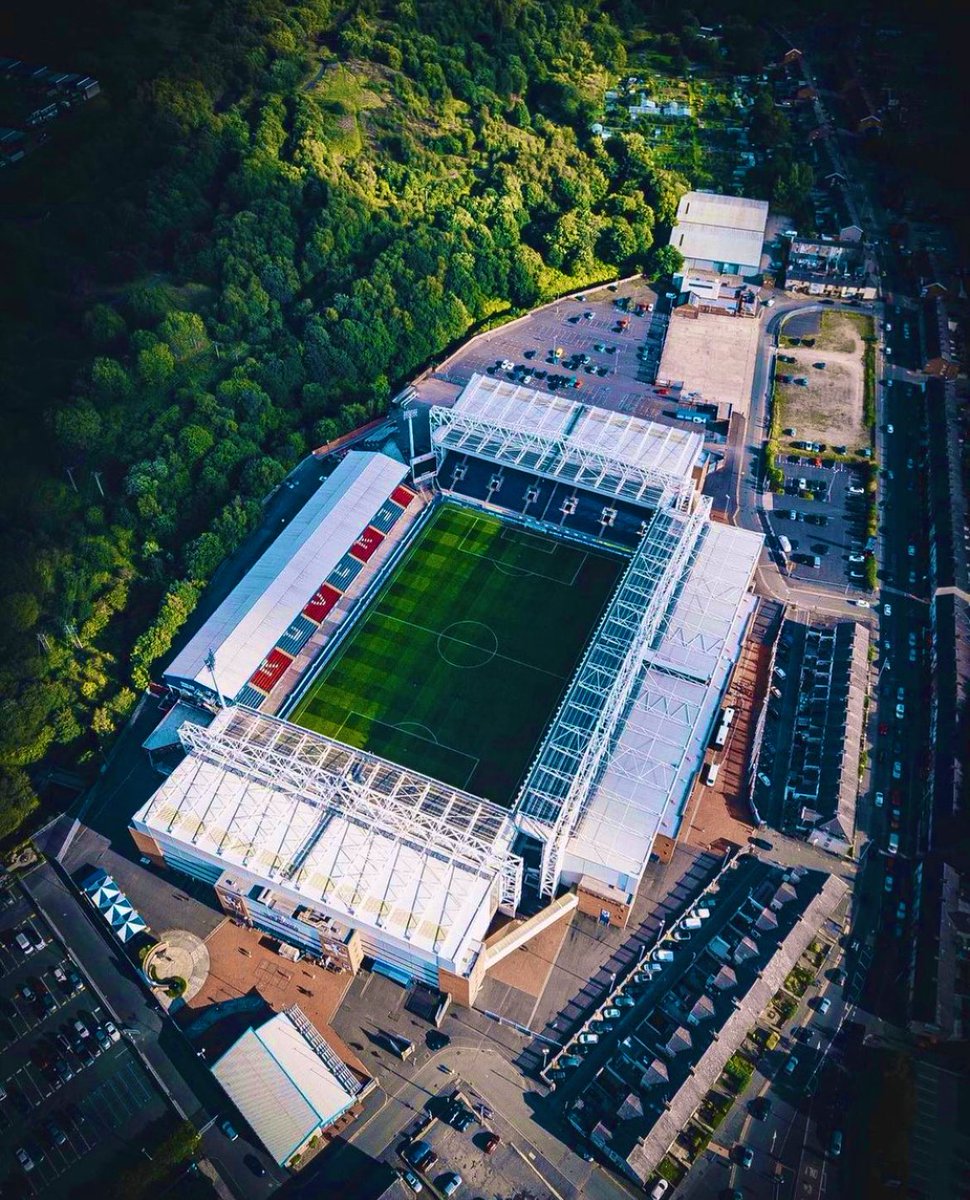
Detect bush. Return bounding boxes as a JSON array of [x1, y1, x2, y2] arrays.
[[862, 338, 877, 427], [167, 976, 188, 999]]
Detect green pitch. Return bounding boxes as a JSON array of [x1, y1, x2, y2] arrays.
[[289, 502, 625, 806]]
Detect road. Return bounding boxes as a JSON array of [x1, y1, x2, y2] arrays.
[[675, 911, 854, 1200], [22, 861, 282, 1200], [309, 1025, 637, 1200]]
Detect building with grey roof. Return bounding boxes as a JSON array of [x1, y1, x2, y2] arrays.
[[751, 619, 870, 854], [211, 1006, 371, 1165], [669, 191, 769, 279]]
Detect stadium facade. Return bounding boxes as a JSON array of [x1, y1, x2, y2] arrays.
[[131, 372, 762, 1004]]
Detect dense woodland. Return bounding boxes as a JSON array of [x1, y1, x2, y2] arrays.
[[0, 0, 961, 839]]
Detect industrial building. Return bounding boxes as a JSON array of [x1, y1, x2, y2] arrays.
[[133, 373, 762, 1005], [211, 1006, 371, 1165], [655, 307, 762, 420], [669, 191, 769, 280]]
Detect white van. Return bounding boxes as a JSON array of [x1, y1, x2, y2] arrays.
[[778, 536, 792, 555], [705, 762, 720, 786]]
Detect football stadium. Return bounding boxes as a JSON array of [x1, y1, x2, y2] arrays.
[[131, 371, 762, 1003]]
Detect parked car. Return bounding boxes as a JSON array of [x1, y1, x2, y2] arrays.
[[244, 1155, 267, 1178], [402, 1170, 423, 1194], [221, 1119, 239, 1141], [441, 1172, 463, 1196], [650, 1181, 670, 1200], [751, 1095, 772, 1120], [103, 1020, 121, 1043], [483, 1132, 500, 1155], [44, 1118, 67, 1147]]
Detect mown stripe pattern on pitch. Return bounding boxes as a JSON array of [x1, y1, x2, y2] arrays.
[[289, 503, 625, 806]]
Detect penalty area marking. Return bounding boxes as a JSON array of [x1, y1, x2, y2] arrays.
[[454, 513, 588, 586]]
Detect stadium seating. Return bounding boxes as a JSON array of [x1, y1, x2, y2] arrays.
[[440, 454, 648, 551], [232, 481, 417, 707]]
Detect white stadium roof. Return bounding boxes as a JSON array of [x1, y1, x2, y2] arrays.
[[212, 1008, 361, 1163], [431, 373, 702, 507], [564, 521, 761, 884], [132, 706, 520, 969], [164, 451, 407, 702], [671, 191, 769, 272]]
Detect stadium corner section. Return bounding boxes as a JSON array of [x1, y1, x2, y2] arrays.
[[286, 500, 627, 807]]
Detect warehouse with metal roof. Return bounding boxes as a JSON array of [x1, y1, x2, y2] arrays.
[[211, 1007, 368, 1165], [669, 190, 769, 278]]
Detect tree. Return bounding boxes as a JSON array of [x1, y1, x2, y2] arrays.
[[0, 767, 39, 840], [53, 403, 103, 455], [158, 311, 211, 361], [651, 244, 684, 278], [0, 592, 41, 633], [137, 342, 176, 390], [84, 304, 128, 350]]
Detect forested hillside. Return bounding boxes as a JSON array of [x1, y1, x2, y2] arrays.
[[0, 0, 772, 837]]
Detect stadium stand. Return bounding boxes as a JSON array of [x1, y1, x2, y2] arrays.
[[164, 452, 416, 708], [440, 454, 650, 550]]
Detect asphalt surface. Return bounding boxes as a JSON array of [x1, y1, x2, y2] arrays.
[[21, 862, 283, 1200], [674, 900, 853, 1200], [0, 881, 172, 1197]]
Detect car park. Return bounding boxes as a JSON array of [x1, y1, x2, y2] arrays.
[[44, 1117, 68, 1147]]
